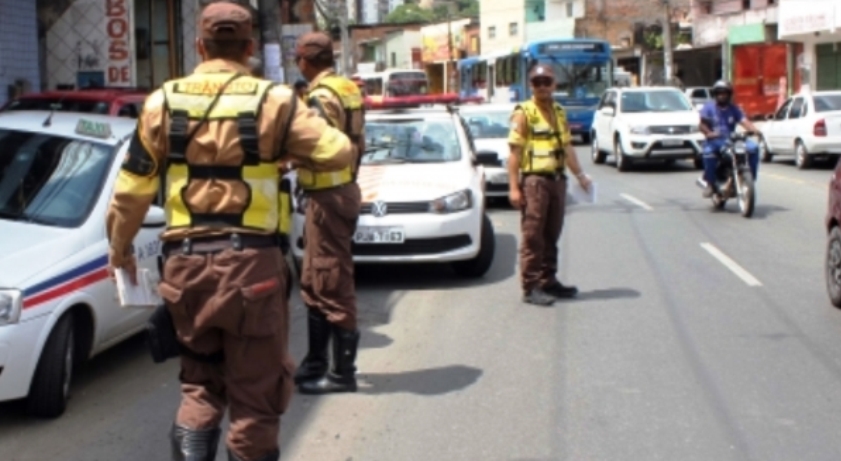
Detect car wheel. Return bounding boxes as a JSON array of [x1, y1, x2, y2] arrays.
[[591, 134, 606, 164], [451, 214, 495, 278], [827, 226, 841, 308], [580, 132, 591, 145], [795, 140, 812, 169], [27, 314, 74, 418], [759, 136, 773, 163], [615, 136, 631, 172]]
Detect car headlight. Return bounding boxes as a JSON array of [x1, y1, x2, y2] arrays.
[[629, 126, 650, 135], [430, 189, 472, 213], [0, 290, 22, 326]]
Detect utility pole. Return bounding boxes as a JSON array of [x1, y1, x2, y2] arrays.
[[662, 0, 673, 86], [339, 0, 351, 76], [256, 0, 282, 81], [447, 9, 453, 93]]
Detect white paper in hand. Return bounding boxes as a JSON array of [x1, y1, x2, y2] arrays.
[[567, 179, 597, 204], [115, 268, 162, 308]]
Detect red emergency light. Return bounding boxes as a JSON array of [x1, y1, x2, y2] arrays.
[[364, 93, 484, 110]]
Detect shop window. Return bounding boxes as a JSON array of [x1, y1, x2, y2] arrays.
[[509, 22, 518, 36], [488, 26, 496, 39]]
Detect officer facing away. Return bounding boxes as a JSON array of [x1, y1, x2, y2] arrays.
[[293, 31, 366, 395], [105, 3, 354, 461], [698, 80, 760, 197], [507, 64, 592, 307]]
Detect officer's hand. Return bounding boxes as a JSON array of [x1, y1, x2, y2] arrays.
[[509, 187, 523, 209], [577, 173, 592, 191], [107, 256, 138, 286], [705, 131, 719, 139]]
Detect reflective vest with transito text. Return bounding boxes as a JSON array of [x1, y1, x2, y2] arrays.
[[299, 74, 364, 190], [161, 72, 280, 232], [516, 99, 566, 174]]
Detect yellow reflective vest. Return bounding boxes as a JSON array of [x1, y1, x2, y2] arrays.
[[516, 100, 567, 174], [298, 74, 364, 190], [161, 72, 280, 232]]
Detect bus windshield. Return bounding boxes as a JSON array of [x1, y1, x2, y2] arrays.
[[543, 60, 611, 101], [387, 72, 429, 96]]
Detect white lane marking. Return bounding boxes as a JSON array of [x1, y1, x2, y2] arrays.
[[700, 243, 763, 287], [764, 172, 805, 184], [619, 193, 653, 211]]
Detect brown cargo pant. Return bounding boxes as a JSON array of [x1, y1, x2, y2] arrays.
[[520, 174, 567, 292], [300, 182, 362, 330], [158, 245, 294, 461]]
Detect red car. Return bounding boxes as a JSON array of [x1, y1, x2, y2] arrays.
[[0, 87, 149, 118], [827, 160, 841, 306]]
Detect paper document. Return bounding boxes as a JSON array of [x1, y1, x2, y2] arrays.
[[567, 180, 597, 204], [115, 268, 162, 308]]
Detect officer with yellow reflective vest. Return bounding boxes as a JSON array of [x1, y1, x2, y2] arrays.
[[507, 64, 592, 307], [104, 4, 354, 461], [292, 31, 365, 395]]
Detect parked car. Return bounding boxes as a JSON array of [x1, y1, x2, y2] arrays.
[[590, 86, 705, 171], [287, 105, 496, 278], [0, 111, 163, 418], [0, 87, 149, 119], [460, 103, 516, 200], [685, 87, 712, 110], [826, 157, 841, 307], [758, 91, 841, 169]]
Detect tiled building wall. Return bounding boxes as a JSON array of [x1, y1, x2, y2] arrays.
[[0, 0, 40, 106]]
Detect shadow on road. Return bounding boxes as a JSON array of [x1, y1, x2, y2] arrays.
[[570, 287, 642, 302], [356, 365, 483, 396]]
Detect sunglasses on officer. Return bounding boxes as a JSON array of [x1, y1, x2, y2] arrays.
[[531, 77, 554, 88]]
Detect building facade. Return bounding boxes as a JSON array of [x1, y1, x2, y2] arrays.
[[0, 0, 40, 107], [479, 0, 525, 55], [385, 29, 422, 69], [777, 0, 841, 91], [421, 18, 470, 93]]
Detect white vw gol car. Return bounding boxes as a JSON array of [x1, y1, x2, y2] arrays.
[[289, 106, 496, 277], [0, 111, 164, 418]]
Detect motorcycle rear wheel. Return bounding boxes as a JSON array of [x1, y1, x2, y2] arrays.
[[737, 172, 755, 218]]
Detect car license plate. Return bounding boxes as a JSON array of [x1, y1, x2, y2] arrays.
[[661, 139, 683, 146], [354, 227, 405, 244]]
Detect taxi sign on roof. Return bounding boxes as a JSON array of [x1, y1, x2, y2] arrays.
[[75, 119, 112, 139]]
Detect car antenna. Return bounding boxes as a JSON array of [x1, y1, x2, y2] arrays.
[[42, 92, 71, 127]]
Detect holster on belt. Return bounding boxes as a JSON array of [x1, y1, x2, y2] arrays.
[[145, 306, 225, 364]]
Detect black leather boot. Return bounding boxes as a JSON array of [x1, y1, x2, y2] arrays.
[[228, 448, 280, 461], [298, 326, 360, 394], [170, 424, 221, 461], [293, 308, 331, 385]]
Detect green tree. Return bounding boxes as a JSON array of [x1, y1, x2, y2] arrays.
[[384, 4, 435, 24]]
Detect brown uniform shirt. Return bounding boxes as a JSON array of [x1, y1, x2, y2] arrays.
[[307, 69, 366, 166], [106, 59, 353, 267]]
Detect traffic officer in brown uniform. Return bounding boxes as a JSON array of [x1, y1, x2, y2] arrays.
[[292, 31, 365, 395], [105, 3, 353, 461], [507, 64, 592, 306]]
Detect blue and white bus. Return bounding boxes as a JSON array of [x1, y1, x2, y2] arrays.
[[461, 38, 614, 143]]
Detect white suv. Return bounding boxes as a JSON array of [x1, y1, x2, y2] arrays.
[[590, 87, 705, 171]]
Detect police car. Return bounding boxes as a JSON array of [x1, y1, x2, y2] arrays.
[[288, 105, 496, 277], [0, 111, 163, 417]]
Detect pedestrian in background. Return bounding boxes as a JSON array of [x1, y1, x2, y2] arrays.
[[105, 3, 354, 460], [507, 64, 592, 306], [293, 31, 366, 395]]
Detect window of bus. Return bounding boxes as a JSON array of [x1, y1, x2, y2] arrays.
[[548, 60, 611, 99], [387, 72, 428, 96], [364, 78, 383, 96]]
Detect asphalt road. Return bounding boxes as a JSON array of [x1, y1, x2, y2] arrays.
[[2, 147, 841, 461]]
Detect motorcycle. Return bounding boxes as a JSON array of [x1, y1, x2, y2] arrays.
[[695, 132, 756, 218]]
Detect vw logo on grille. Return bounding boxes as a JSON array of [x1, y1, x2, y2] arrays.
[[371, 201, 388, 217], [668, 127, 675, 133]]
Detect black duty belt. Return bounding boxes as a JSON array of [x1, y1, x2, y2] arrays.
[[163, 233, 278, 256], [523, 171, 564, 180]]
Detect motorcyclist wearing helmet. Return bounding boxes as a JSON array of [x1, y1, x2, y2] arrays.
[[698, 80, 760, 197]]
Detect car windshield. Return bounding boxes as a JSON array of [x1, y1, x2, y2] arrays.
[[363, 119, 461, 164], [463, 110, 510, 139], [545, 61, 611, 101], [3, 98, 110, 114], [0, 129, 115, 227], [813, 94, 841, 112], [621, 90, 691, 113]]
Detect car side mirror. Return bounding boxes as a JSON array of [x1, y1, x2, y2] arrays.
[[142, 205, 166, 228], [765, 113, 774, 121], [474, 150, 500, 167], [600, 106, 615, 116]]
